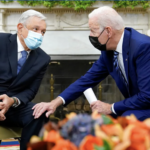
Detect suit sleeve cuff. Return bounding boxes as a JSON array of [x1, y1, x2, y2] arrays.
[[111, 103, 117, 115], [58, 96, 65, 105]]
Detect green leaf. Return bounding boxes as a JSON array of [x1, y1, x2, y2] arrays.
[[101, 114, 113, 125], [0, 0, 150, 11], [94, 140, 111, 150], [103, 139, 111, 150], [94, 145, 105, 150]]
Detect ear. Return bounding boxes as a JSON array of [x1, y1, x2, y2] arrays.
[[105, 26, 112, 38], [17, 23, 24, 35]]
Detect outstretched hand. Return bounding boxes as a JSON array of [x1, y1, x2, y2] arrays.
[[32, 97, 63, 119], [32, 102, 54, 119]]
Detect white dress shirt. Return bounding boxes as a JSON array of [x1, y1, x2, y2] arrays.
[[14, 36, 31, 107], [59, 32, 127, 115], [115, 32, 127, 82], [17, 36, 30, 59], [112, 31, 127, 114]]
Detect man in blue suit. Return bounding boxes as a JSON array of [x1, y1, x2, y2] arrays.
[[33, 6, 150, 121], [0, 10, 50, 150]]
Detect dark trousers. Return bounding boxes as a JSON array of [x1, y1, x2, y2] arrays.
[[0, 102, 48, 150]]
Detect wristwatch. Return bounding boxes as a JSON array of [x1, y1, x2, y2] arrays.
[[12, 97, 18, 108]]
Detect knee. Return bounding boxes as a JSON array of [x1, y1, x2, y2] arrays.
[[38, 112, 49, 123]]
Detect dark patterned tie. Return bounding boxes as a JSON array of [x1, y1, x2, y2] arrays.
[[17, 50, 28, 74], [113, 51, 128, 87]]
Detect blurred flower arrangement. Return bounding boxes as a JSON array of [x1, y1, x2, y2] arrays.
[[27, 112, 150, 150]]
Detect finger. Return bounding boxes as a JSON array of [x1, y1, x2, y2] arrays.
[[32, 106, 38, 116], [33, 105, 43, 116], [90, 101, 97, 107], [0, 117, 5, 121], [0, 112, 6, 121], [91, 108, 94, 112], [1, 108, 7, 115], [32, 104, 39, 110], [90, 103, 97, 109], [0, 95, 5, 100], [92, 108, 99, 113], [33, 104, 45, 118], [33, 104, 42, 116], [34, 108, 46, 119], [0, 102, 5, 108], [33, 106, 39, 116], [46, 110, 53, 118], [0, 105, 4, 109]]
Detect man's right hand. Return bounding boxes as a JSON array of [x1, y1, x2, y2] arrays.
[[32, 97, 63, 119], [0, 94, 15, 121]]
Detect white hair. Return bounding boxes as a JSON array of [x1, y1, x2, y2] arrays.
[[88, 6, 124, 32], [18, 9, 47, 26]]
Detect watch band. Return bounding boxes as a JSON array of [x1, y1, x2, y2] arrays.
[[12, 97, 18, 108]]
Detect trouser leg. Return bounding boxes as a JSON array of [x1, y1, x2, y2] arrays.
[[0, 102, 49, 150]]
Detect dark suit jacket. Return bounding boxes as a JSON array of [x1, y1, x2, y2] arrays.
[[0, 33, 50, 105], [59, 27, 150, 117]]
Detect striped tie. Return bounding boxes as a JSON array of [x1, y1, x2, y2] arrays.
[[113, 51, 128, 87]]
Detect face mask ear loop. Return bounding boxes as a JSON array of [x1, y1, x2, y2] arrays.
[[98, 28, 105, 39], [21, 34, 25, 40], [21, 24, 29, 39], [98, 28, 109, 45], [105, 37, 110, 45]]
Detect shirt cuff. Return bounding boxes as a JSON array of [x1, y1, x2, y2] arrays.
[[14, 97, 21, 107], [111, 103, 117, 115], [58, 96, 65, 105]]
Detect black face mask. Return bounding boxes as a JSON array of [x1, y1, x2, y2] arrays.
[[89, 28, 109, 51]]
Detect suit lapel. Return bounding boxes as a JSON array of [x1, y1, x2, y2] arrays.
[[123, 28, 131, 87], [7, 34, 18, 77], [10, 50, 38, 87]]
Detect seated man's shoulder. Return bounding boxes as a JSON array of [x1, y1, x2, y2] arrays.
[[36, 47, 50, 62], [0, 32, 11, 39]]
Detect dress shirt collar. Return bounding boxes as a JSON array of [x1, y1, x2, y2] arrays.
[[115, 31, 124, 54], [17, 36, 31, 54]]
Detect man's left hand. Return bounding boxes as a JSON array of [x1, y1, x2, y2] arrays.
[[90, 100, 112, 115], [0, 94, 14, 115]]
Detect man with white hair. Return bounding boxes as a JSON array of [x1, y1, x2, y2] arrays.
[[0, 10, 50, 150], [33, 6, 150, 121]]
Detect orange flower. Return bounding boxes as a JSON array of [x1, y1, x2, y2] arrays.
[[129, 126, 150, 150], [58, 118, 68, 128], [79, 135, 103, 150], [101, 124, 123, 140], [44, 130, 62, 143], [44, 122, 58, 132], [51, 139, 78, 150], [128, 120, 149, 130], [117, 117, 129, 129]]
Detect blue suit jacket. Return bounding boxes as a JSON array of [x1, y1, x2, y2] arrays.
[[0, 33, 50, 105], [59, 27, 150, 116]]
